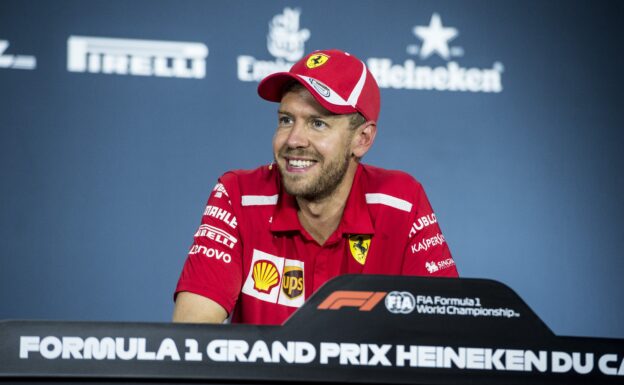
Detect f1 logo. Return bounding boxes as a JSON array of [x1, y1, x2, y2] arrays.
[[317, 291, 387, 311]]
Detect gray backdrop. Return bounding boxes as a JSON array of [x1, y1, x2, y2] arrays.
[[1, 0, 622, 339]]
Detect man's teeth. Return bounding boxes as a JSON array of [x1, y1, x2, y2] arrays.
[[289, 159, 315, 168]]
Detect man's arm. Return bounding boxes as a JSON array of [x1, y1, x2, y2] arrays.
[[174, 174, 243, 322], [173, 291, 228, 323], [402, 181, 458, 277]]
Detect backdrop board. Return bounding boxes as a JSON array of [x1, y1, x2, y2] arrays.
[[0, 0, 622, 340]]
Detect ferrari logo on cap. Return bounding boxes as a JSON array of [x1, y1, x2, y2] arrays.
[[306, 53, 330, 68], [349, 235, 371, 265]]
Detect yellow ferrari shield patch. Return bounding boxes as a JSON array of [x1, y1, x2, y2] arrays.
[[306, 53, 330, 68], [349, 235, 371, 265]]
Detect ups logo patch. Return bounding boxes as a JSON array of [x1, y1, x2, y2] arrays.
[[282, 266, 304, 299]]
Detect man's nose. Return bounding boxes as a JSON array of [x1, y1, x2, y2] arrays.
[[285, 121, 309, 148]]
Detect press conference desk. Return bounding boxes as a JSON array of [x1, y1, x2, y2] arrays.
[[2, 275, 623, 384]]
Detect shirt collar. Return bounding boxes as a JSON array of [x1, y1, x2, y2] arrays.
[[270, 164, 374, 236]]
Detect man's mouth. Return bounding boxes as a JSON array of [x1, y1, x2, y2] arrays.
[[285, 158, 318, 172]]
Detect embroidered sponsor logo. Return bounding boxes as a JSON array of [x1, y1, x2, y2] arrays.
[[237, 7, 310, 82], [425, 258, 456, 274], [194, 224, 237, 249], [306, 53, 329, 68], [411, 233, 445, 254], [348, 235, 371, 265], [67, 36, 207, 79], [252, 260, 280, 293], [188, 245, 231, 264], [203, 205, 237, 229], [408, 213, 437, 238], [318, 291, 387, 311], [308, 78, 331, 97], [425, 261, 439, 273], [282, 266, 304, 299], [242, 250, 305, 307], [212, 183, 228, 198], [385, 291, 416, 314]]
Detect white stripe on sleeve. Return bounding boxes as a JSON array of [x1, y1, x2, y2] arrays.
[[241, 194, 279, 206], [365, 193, 412, 212]]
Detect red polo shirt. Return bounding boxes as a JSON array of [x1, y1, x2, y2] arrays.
[[175, 163, 458, 325]]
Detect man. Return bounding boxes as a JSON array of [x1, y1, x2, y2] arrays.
[[173, 49, 458, 325]]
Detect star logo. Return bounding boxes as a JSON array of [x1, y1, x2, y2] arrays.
[[413, 13, 458, 60]]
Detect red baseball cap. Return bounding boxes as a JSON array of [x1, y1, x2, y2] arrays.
[[258, 49, 380, 122]]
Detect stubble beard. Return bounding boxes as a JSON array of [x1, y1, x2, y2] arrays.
[[277, 148, 352, 201]]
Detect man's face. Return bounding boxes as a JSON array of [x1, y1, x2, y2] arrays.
[[272, 87, 357, 200]]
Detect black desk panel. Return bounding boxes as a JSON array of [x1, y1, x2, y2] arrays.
[[2, 275, 623, 384]]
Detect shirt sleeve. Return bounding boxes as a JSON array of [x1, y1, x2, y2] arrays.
[[401, 182, 458, 277], [174, 173, 243, 314]]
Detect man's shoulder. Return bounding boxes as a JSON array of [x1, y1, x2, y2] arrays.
[[220, 164, 280, 197], [360, 164, 423, 195]]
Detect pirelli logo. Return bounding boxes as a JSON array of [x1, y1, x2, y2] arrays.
[[317, 291, 387, 311]]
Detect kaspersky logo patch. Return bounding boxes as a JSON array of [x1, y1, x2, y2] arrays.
[[306, 53, 329, 68], [349, 235, 371, 265]]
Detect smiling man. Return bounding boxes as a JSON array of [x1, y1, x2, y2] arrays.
[[173, 49, 458, 325]]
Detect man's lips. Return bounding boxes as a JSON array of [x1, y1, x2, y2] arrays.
[[283, 157, 318, 172]]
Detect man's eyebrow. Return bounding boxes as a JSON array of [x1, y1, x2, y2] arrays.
[[277, 109, 337, 119]]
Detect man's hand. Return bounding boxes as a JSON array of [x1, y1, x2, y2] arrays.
[[172, 292, 228, 323]]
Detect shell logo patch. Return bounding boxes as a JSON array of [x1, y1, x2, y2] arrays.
[[349, 235, 371, 265], [306, 53, 330, 68], [242, 249, 305, 307], [282, 266, 304, 299], [252, 260, 280, 293]]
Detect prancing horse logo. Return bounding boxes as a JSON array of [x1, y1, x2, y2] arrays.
[[349, 234, 371, 265], [306, 53, 329, 68]]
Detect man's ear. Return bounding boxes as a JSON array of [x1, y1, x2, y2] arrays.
[[352, 121, 377, 158]]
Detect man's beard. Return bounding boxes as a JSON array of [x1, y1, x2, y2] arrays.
[[277, 148, 351, 201]]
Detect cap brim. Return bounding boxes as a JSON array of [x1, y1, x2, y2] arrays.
[[258, 72, 358, 116]]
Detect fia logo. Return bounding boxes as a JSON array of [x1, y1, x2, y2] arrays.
[[385, 291, 416, 314], [267, 7, 310, 62]]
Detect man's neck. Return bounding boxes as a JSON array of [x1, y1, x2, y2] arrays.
[[296, 163, 358, 245]]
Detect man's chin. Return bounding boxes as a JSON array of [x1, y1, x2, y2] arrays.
[[282, 179, 312, 197]]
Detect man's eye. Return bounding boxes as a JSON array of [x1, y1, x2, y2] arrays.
[[278, 116, 292, 125], [312, 119, 327, 129]]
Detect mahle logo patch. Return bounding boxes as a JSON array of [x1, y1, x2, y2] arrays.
[[306, 53, 329, 68], [349, 235, 371, 265], [282, 266, 304, 299]]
